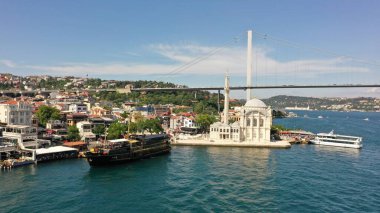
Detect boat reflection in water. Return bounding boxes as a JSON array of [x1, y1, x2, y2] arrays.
[[86, 134, 171, 166], [313, 145, 361, 158]]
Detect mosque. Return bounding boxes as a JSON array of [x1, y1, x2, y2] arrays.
[[175, 30, 289, 148], [209, 75, 272, 143]]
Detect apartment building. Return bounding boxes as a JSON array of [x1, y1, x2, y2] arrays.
[[0, 100, 32, 125]]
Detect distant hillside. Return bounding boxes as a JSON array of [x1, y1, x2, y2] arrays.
[[263, 95, 380, 112]]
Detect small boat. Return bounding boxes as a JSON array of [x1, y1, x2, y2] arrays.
[[364, 118, 369, 121], [1, 158, 35, 169], [318, 115, 323, 119], [310, 130, 362, 149]]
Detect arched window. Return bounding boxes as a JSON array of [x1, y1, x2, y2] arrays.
[[253, 118, 257, 127], [246, 118, 251, 126], [259, 119, 264, 127]]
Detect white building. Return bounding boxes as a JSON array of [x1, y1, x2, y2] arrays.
[[69, 103, 88, 113], [210, 99, 272, 143], [209, 74, 272, 143], [183, 117, 197, 128], [76, 121, 95, 142], [2, 125, 50, 149], [0, 100, 32, 125], [239, 99, 272, 142]]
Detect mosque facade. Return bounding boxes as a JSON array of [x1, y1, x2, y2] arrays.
[[209, 75, 272, 143]]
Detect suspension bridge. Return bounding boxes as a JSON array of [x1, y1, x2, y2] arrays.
[[2, 30, 379, 98], [133, 30, 380, 100]]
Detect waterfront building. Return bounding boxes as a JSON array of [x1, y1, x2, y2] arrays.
[[0, 100, 33, 125], [169, 113, 198, 131], [210, 99, 272, 143], [209, 75, 272, 143], [2, 125, 50, 149], [76, 121, 95, 142], [284, 105, 310, 111]]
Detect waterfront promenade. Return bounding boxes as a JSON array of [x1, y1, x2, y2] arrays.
[[173, 139, 291, 148]]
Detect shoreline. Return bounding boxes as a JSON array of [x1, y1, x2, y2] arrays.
[[172, 139, 291, 149]]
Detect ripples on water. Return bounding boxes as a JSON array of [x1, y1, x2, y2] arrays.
[[1, 111, 379, 212]]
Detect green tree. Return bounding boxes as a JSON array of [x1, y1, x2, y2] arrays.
[[35, 105, 61, 127], [106, 123, 128, 140], [193, 102, 204, 114], [92, 125, 105, 138], [195, 114, 217, 133], [136, 119, 147, 133], [120, 111, 129, 119], [67, 126, 81, 141], [128, 122, 138, 134], [270, 124, 287, 140], [145, 119, 163, 134]]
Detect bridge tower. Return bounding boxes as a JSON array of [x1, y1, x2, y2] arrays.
[[246, 30, 253, 102]]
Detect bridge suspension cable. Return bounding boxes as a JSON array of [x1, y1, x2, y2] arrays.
[[141, 34, 244, 89], [252, 30, 380, 67]]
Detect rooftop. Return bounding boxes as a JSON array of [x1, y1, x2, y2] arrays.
[[35, 146, 78, 155], [245, 98, 267, 108]]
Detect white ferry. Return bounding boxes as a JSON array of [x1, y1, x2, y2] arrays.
[[310, 130, 362, 149]]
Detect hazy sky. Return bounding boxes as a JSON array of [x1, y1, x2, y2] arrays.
[[0, 0, 379, 98]]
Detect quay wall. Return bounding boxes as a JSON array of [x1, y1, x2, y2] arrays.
[[172, 140, 291, 149]]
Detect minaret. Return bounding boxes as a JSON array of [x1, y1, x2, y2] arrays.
[[223, 74, 230, 124], [246, 30, 253, 102]]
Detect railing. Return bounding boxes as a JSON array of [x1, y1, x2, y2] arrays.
[[0, 146, 17, 152]]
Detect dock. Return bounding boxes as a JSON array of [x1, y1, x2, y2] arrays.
[[172, 139, 291, 148]]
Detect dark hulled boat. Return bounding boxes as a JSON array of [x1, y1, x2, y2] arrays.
[[86, 134, 171, 166]]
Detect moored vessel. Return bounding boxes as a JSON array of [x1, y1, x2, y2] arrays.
[[86, 134, 171, 166], [310, 130, 362, 149]]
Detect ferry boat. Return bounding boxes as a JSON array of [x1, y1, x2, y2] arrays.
[[86, 134, 171, 166], [310, 130, 362, 149]]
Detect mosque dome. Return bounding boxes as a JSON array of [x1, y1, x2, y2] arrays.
[[244, 98, 267, 108]]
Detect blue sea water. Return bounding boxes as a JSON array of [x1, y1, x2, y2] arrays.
[[1, 111, 380, 212]]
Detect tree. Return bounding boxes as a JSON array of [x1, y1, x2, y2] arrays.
[[106, 122, 128, 140], [271, 125, 287, 140], [133, 112, 144, 122], [120, 111, 129, 119], [67, 126, 81, 141], [195, 114, 217, 133], [193, 102, 204, 114], [145, 119, 163, 134], [136, 119, 147, 133], [35, 105, 61, 127], [128, 122, 138, 134], [92, 125, 105, 138]]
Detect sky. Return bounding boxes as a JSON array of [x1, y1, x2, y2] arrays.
[[0, 0, 379, 98]]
